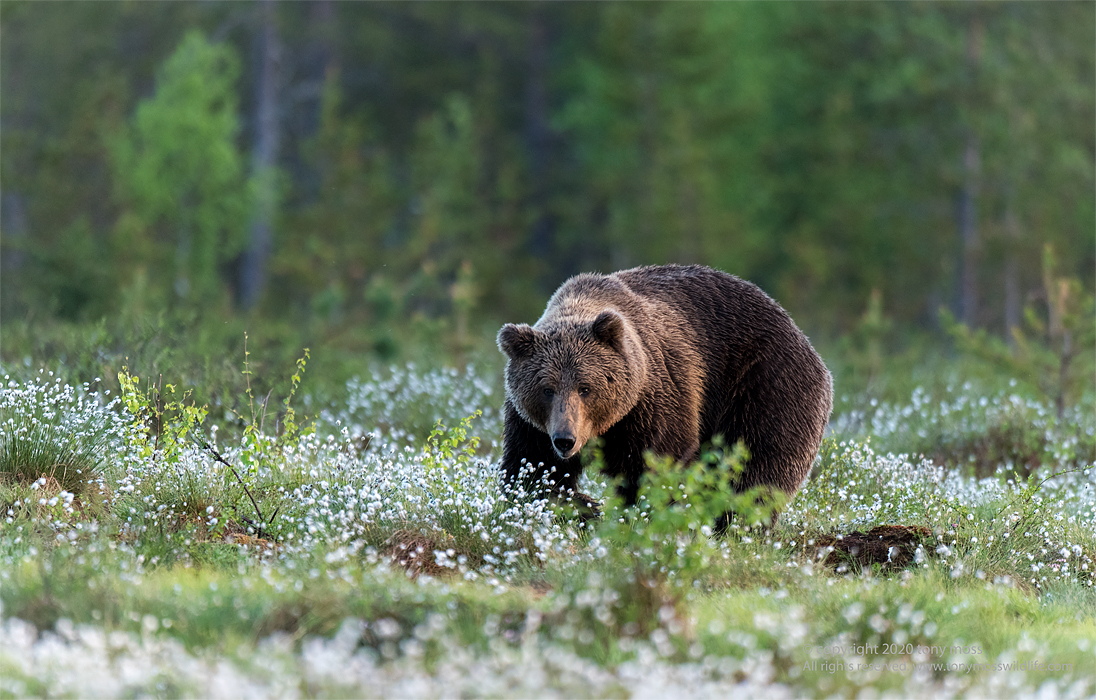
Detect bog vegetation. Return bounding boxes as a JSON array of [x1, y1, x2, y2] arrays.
[[1, 321, 1093, 698]]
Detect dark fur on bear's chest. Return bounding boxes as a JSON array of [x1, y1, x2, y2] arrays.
[[497, 264, 833, 516]]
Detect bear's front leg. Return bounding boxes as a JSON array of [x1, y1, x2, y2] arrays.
[[598, 421, 653, 508], [500, 400, 590, 510], [600, 404, 700, 508]]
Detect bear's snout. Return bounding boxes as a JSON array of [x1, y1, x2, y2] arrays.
[[552, 433, 576, 455], [548, 391, 588, 459]]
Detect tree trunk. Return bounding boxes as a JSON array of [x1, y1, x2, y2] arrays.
[[958, 11, 983, 327], [958, 136, 980, 326], [0, 192, 28, 313], [1003, 200, 1021, 344], [525, 6, 554, 264], [304, 0, 337, 140], [239, 0, 281, 311]]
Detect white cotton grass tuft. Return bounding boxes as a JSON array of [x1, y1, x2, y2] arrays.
[[0, 372, 132, 495]]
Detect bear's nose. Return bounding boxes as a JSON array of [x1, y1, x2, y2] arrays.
[[553, 435, 576, 454]]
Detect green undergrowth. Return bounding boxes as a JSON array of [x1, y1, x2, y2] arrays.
[[3, 525, 1092, 698], [1, 348, 1094, 698]]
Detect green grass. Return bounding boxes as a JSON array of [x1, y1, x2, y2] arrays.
[[0, 341, 1093, 699]]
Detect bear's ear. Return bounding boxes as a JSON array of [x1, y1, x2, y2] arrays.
[[591, 310, 625, 353], [497, 323, 538, 360]]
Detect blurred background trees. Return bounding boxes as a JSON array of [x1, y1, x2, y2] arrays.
[[110, 31, 252, 309], [2, 1, 1092, 367]]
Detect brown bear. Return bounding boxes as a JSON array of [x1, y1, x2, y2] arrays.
[[496, 264, 832, 522]]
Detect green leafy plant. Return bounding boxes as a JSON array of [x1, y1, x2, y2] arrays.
[[552, 440, 782, 651], [195, 339, 313, 539], [601, 441, 781, 572], [228, 337, 314, 478], [116, 337, 314, 541], [423, 410, 482, 473], [116, 364, 220, 530], [118, 368, 208, 465], [942, 244, 1095, 419], [419, 411, 534, 560]]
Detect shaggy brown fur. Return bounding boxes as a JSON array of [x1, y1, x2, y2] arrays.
[[497, 264, 832, 518]]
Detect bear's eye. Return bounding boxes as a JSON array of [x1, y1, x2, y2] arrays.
[[578, 387, 591, 397], [606, 374, 615, 384], [542, 387, 554, 398]]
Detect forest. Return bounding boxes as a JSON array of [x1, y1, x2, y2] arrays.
[[1, 3, 1094, 698], [3, 1, 1092, 364]]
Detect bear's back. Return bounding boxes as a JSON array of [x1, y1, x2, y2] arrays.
[[541, 264, 796, 350], [610, 265, 790, 348]]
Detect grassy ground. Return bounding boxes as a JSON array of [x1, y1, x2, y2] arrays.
[[1, 342, 1094, 699]]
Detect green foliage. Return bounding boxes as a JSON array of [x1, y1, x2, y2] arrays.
[[1, 352, 1094, 697], [5, 3, 1093, 362], [230, 338, 315, 478], [280, 348, 310, 445], [115, 365, 220, 524], [942, 245, 1096, 417], [111, 339, 316, 542], [423, 411, 482, 472], [109, 30, 251, 305], [838, 288, 894, 396], [597, 439, 780, 556], [118, 367, 208, 464], [201, 342, 315, 538], [414, 411, 521, 558], [549, 441, 783, 645]]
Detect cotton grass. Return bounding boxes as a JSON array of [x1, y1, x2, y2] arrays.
[[1, 366, 1093, 699]]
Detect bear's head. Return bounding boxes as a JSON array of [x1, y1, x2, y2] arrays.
[[498, 309, 648, 461]]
